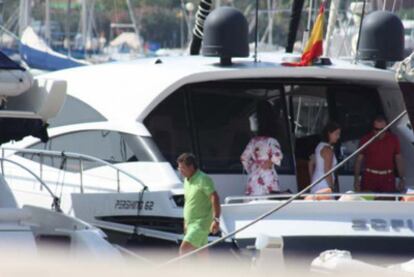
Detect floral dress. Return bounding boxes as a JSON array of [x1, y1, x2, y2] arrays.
[[241, 136, 283, 196]]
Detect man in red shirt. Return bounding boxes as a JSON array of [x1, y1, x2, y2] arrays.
[[354, 116, 405, 193]]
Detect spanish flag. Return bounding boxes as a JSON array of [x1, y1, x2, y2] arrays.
[[285, 2, 325, 66]]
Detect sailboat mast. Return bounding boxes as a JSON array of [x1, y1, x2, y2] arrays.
[[126, 0, 140, 40], [307, 0, 314, 30], [87, 0, 96, 49], [65, 0, 71, 55], [324, 0, 339, 57], [81, 0, 87, 48], [45, 0, 51, 44], [78, 0, 96, 50], [267, 0, 276, 46], [19, 0, 31, 37], [303, 0, 314, 45]]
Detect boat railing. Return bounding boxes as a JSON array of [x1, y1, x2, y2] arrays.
[[224, 192, 411, 204], [0, 147, 148, 194], [0, 157, 62, 212]]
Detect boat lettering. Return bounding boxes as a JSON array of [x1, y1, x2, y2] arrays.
[[352, 219, 414, 232], [114, 200, 155, 211]]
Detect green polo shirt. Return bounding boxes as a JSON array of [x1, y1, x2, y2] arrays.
[[183, 170, 215, 225]]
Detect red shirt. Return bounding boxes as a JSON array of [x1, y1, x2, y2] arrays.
[[359, 131, 401, 170]]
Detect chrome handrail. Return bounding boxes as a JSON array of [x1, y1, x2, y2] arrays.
[[0, 147, 148, 193], [224, 192, 411, 204], [0, 158, 62, 212]]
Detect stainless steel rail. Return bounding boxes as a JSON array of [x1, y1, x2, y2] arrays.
[[0, 158, 62, 212], [225, 192, 409, 204], [0, 147, 148, 193]]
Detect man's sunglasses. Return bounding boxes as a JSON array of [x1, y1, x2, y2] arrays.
[[373, 127, 384, 131]]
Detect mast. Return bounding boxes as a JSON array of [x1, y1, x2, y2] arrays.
[[81, 0, 87, 48], [267, 0, 273, 46], [303, 0, 314, 47], [324, 0, 339, 57], [87, 0, 96, 49], [19, 0, 31, 37], [126, 0, 140, 40], [79, 0, 96, 50], [65, 0, 72, 55], [0, 0, 3, 26], [45, 0, 51, 44]]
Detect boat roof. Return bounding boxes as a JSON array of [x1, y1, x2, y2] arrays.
[[38, 53, 397, 123]]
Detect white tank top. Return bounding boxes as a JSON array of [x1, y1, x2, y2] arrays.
[[311, 142, 337, 193]]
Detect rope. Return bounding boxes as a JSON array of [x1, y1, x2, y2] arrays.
[[160, 110, 407, 267], [192, 0, 213, 39], [53, 151, 67, 197], [132, 187, 146, 238]]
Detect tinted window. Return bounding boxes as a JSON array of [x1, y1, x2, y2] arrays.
[[190, 83, 293, 174], [291, 89, 329, 138], [19, 131, 163, 171], [331, 86, 382, 141], [145, 82, 294, 174], [144, 89, 192, 165], [287, 85, 329, 161], [331, 86, 383, 174], [289, 84, 382, 174]]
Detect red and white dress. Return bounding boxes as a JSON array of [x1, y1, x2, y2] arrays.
[[241, 136, 283, 196]]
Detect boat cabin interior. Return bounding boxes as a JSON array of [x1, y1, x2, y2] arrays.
[[144, 78, 401, 196]]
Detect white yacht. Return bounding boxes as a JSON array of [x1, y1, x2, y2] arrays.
[[2, 4, 414, 263], [0, 52, 122, 259]]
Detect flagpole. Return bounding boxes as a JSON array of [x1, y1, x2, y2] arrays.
[[307, 0, 314, 31], [303, 0, 314, 51], [283, 0, 325, 66]]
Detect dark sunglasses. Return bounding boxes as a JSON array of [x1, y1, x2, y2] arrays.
[[373, 127, 384, 131]]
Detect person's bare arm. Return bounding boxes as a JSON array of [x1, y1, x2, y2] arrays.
[[396, 154, 405, 192], [210, 192, 220, 234], [354, 154, 364, 191], [321, 147, 334, 187], [308, 154, 315, 178]]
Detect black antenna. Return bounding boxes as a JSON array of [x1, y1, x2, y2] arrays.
[[189, 0, 213, 55], [286, 0, 305, 53], [355, 0, 367, 62], [254, 0, 259, 62]]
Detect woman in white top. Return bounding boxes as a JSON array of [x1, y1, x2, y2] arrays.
[[308, 122, 341, 197]]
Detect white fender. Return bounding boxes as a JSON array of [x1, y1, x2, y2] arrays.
[[0, 69, 33, 97]]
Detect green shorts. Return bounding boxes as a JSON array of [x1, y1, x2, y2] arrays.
[[183, 220, 210, 248]]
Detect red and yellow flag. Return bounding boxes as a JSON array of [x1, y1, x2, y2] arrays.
[[285, 2, 325, 66]]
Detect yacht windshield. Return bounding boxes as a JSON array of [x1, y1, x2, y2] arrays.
[[122, 134, 165, 162], [17, 130, 165, 172]]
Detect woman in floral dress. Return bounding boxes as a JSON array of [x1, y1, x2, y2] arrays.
[[241, 101, 283, 196]]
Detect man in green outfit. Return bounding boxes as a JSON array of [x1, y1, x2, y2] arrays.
[[177, 153, 220, 256]]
